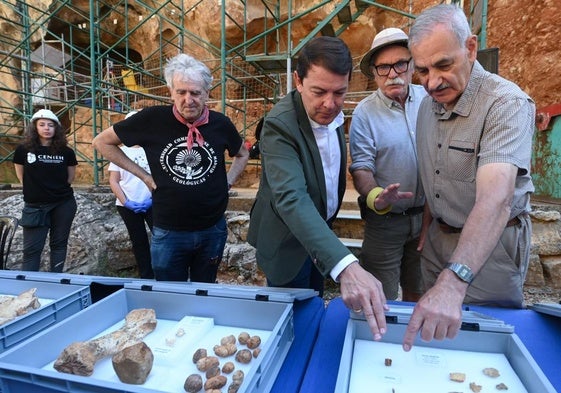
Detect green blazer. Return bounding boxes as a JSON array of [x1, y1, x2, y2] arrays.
[[247, 90, 351, 285]]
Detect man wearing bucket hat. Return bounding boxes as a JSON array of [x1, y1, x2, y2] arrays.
[[349, 28, 427, 301], [13, 108, 78, 273]]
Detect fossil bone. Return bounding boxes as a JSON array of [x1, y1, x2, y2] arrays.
[[53, 308, 157, 376]]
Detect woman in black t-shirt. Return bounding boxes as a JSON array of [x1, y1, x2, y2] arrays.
[[13, 109, 78, 272]]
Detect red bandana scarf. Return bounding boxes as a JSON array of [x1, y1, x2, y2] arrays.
[[173, 105, 209, 150]]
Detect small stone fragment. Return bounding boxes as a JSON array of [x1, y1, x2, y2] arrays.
[[228, 380, 242, 393], [232, 369, 244, 384], [221, 334, 237, 345], [483, 367, 500, 378], [184, 373, 203, 393], [238, 332, 250, 345], [449, 372, 466, 382], [192, 348, 207, 363], [235, 349, 252, 364], [111, 342, 154, 385], [196, 356, 219, 372], [252, 348, 261, 358], [384, 358, 392, 367], [246, 335, 261, 349], [496, 382, 509, 390], [470, 382, 482, 392], [204, 375, 227, 390], [214, 343, 237, 357], [205, 365, 220, 379], [176, 327, 185, 337], [222, 361, 235, 374]]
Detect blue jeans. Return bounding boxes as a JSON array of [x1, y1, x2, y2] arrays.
[[22, 197, 77, 272], [150, 217, 227, 282]]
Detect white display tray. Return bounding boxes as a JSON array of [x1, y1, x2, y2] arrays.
[[334, 306, 556, 393]]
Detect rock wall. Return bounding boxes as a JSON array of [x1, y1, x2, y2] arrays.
[[0, 190, 262, 284], [1, 189, 560, 290]]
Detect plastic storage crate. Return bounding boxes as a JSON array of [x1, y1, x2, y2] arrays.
[[531, 302, 561, 318], [0, 281, 312, 393], [334, 304, 556, 393], [0, 270, 141, 303], [0, 273, 91, 354]]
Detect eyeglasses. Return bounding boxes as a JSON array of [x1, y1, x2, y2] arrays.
[[373, 58, 412, 77]]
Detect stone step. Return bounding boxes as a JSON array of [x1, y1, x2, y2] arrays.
[[339, 237, 363, 249], [227, 190, 366, 249]]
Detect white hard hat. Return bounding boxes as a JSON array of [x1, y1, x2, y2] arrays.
[[125, 111, 138, 119], [31, 109, 60, 125]]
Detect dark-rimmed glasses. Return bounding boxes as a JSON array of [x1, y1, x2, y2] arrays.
[[373, 58, 412, 77]]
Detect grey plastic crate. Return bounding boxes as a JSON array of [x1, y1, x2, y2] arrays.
[[531, 302, 561, 318], [0, 270, 143, 303], [0, 275, 91, 354], [334, 305, 556, 393], [0, 282, 300, 393]]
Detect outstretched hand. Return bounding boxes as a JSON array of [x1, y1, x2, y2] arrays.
[[338, 262, 389, 340], [375, 183, 414, 210], [402, 274, 466, 351]]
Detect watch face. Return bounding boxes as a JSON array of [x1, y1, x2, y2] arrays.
[[458, 265, 469, 277], [447, 263, 474, 283]]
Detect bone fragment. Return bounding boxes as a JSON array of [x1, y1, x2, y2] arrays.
[[53, 308, 157, 376], [0, 288, 40, 326], [112, 341, 154, 384]]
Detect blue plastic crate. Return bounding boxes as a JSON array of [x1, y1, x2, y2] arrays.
[[0, 282, 301, 393], [0, 275, 91, 354]]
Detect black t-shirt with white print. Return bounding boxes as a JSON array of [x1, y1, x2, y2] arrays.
[[13, 145, 77, 204]]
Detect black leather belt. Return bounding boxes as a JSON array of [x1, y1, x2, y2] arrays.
[[438, 216, 521, 234], [389, 206, 424, 216]]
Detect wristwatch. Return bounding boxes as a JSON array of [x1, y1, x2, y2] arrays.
[[445, 262, 474, 284]]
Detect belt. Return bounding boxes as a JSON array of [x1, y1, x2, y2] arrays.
[[437, 216, 521, 234], [389, 206, 424, 216]]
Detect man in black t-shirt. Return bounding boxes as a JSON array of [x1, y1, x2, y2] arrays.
[[93, 54, 249, 282]]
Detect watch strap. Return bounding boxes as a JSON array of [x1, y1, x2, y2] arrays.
[[445, 262, 474, 284]]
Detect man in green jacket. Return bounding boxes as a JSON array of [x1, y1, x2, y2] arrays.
[[248, 36, 390, 341]]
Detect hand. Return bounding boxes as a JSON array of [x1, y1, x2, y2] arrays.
[[338, 262, 388, 341], [124, 199, 143, 212], [138, 198, 152, 212], [374, 183, 414, 211], [402, 272, 466, 351], [142, 174, 157, 191]]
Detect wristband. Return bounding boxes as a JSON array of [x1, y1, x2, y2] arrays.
[[366, 187, 392, 215]]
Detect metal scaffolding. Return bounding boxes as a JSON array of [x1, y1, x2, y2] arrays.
[[0, 0, 487, 186], [0, 0, 183, 184]]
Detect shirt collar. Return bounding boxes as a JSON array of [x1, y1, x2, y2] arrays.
[[309, 111, 345, 133], [376, 85, 414, 108]]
